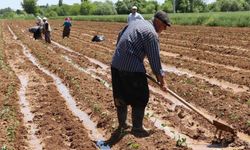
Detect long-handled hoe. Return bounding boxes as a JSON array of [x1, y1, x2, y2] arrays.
[[146, 74, 236, 139]]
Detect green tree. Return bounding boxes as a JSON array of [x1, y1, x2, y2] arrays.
[[115, 1, 129, 14], [16, 9, 26, 15], [3, 12, 16, 18], [217, 0, 245, 11], [45, 10, 58, 17], [193, 0, 207, 12], [169, 0, 207, 13], [59, 0, 63, 7], [21, 0, 37, 14], [92, 1, 116, 15], [161, 0, 174, 13], [69, 3, 80, 15], [176, 0, 189, 12], [141, 0, 158, 14], [207, 1, 219, 11], [0, 7, 13, 14], [122, 0, 147, 12], [80, 0, 93, 15]]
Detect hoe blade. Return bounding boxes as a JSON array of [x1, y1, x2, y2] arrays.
[[213, 120, 236, 135]]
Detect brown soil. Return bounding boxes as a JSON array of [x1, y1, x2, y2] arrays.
[[0, 20, 249, 150]]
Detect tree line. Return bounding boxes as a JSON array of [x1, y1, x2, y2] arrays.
[[1, 0, 250, 18]]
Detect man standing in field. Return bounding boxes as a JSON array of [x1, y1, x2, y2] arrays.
[[111, 10, 170, 137], [127, 6, 144, 24], [42, 17, 52, 43]]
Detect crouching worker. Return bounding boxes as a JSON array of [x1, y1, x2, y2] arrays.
[[29, 26, 42, 40], [42, 17, 52, 43], [29, 16, 43, 40], [111, 10, 171, 137]]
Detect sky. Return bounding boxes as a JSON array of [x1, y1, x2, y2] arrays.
[[0, 0, 216, 10]]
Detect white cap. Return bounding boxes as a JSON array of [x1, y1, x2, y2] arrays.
[[132, 6, 137, 10], [43, 17, 47, 20]]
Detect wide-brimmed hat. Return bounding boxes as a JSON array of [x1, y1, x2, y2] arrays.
[[154, 10, 171, 27]]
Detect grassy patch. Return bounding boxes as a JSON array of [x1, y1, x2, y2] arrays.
[[50, 11, 250, 27]]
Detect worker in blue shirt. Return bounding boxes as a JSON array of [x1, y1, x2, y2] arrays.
[[62, 17, 72, 38]]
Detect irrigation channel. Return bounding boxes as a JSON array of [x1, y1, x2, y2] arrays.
[[0, 20, 249, 150]]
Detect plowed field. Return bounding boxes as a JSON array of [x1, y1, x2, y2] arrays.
[[0, 20, 249, 150]]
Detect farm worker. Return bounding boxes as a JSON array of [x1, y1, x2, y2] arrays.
[[111, 10, 171, 137], [36, 16, 43, 26], [127, 6, 144, 24], [42, 17, 52, 43], [62, 17, 72, 38], [32, 16, 43, 40]]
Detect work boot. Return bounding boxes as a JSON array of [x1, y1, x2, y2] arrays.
[[131, 107, 150, 137], [117, 106, 131, 130]]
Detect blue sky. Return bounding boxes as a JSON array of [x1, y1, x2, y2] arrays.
[[0, 0, 216, 10]]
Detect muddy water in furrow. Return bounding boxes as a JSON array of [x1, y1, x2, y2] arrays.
[[8, 20, 249, 149], [7, 26, 99, 149], [49, 41, 250, 149]]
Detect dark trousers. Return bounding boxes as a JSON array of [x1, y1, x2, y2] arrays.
[[111, 67, 149, 129], [44, 31, 51, 43], [111, 67, 149, 108]]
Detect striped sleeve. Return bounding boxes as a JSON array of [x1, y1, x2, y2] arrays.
[[144, 32, 162, 75]]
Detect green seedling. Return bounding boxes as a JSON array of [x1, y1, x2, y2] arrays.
[[101, 112, 108, 117], [229, 114, 239, 121], [93, 104, 101, 113], [247, 120, 250, 127], [161, 123, 167, 127], [127, 141, 140, 149], [7, 126, 15, 142], [176, 135, 187, 147], [185, 78, 193, 84], [247, 99, 250, 106], [216, 111, 225, 117], [1, 145, 7, 150], [145, 112, 150, 119]]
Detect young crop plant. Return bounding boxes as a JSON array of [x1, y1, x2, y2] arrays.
[[185, 78, 193, 84], [176, 135, 187, 147], [93, 103, 101, 113], [7, 126, 15, 142], [0, 107, 11, 120], [127, 141, 140, 149], [247, 120, 250, 127], [2, 83, 15, 106], [161, 123, 167, 127], [229, 113, 239, 121], [1, 145, 7, 150], [247, 99, 250, 106], [145, 112, 150, 120]]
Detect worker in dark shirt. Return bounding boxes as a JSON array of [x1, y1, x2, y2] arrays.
[[43, 17, 51, 43]]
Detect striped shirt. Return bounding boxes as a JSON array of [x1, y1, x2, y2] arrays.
[[111, 19, 163, 75]]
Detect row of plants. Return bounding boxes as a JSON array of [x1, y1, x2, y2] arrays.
[[0, 23, 24, 150]]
